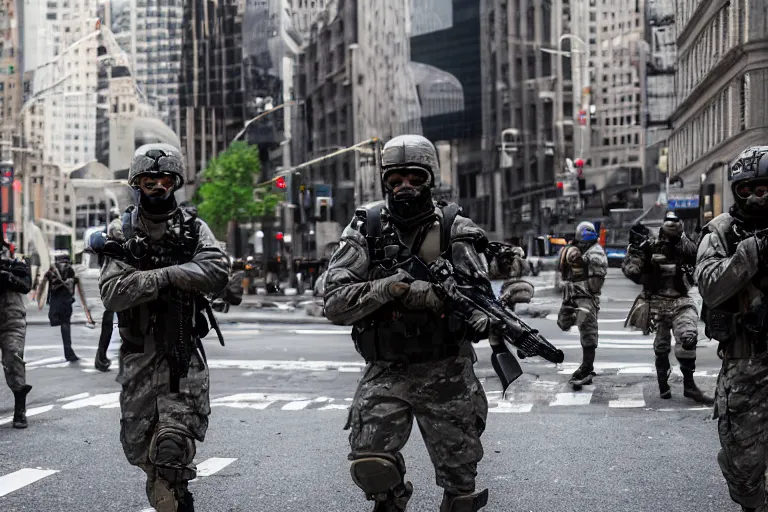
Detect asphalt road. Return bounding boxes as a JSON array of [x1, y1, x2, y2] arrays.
[[0, 270, 737, 511]]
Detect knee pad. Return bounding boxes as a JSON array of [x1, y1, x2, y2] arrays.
[[149, 427, 197, 485], [440, 489, 489, 512], [350, 452, 412, 508], [680, 334, 698, 351]]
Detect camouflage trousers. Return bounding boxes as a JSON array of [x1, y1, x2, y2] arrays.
[[116, 341, 210, 490], [0, 311, 27, 392], [649, 295, 698, 360], [558, 296, 600, 349], [345, 355, 488, 494], [715, 353, 768, 509]]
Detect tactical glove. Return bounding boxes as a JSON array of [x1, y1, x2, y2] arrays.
[[400, 280, 443, 312], [368, 269, 413, 303]]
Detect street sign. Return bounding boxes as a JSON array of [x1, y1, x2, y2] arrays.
[[315, 184, 332, 198], [668, 196, 699, 209]]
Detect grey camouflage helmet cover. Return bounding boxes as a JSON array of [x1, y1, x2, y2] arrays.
[[128, 143, 186, 188], [728, 146, 768, 184], [380, 134, 438, 186]]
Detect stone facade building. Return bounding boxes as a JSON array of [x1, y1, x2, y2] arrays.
[[669, 0, 768, 220]]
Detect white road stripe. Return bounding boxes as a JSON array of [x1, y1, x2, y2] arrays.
[[192, 457, 238, 480], [617, 366, 656, 375], [319, 404, 350, 410], [0, 405, 55, 425], [61, 392, 120, 409], [292, 329, 351, 335], [609, 385, 646, 408], [26, 357, 66, 367], [0, 468, 59, 498], [205, 360, 366, 372], [282, 400, 312, 410], [550, 392, 593, 406], [489, 402, 534, 413], [57, 392, 90, 402]]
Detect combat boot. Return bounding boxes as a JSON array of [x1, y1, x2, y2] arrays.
[[440, 489, 489, 511], [94, 351, 111, 372], [177, 488, 194, 512], [679, 359, 714, 405], [569, 347, 596, 391], [654, 352, 672, 399], [12, 384, 32, 429]]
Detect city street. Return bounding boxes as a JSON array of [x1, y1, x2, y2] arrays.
[[0, 270, 734, 511]]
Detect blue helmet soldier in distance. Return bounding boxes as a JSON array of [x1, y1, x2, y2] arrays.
[[557, 221, 608, 391], [696, 146, 768, 512]]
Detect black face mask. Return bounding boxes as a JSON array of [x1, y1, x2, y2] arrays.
[[732, 179, 768, 225], [136, 186, 178, 218], [382, 169, 436, 229]]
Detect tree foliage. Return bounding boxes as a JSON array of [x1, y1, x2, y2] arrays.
[[194, 141, 283, 235]]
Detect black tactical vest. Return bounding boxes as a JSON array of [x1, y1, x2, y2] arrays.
[[351, 201, 471, 364]]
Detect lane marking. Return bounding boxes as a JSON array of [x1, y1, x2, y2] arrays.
[[319, 404, 350, 410], [191, 457, 238, 481], [282, 400, 312, 410], [550, 392, 593, 406], [205, 360, 366, 372], [61, 392, 120, 409], [57, 392, 90, 402], [0, 405, 55, 426], [489, 402, 534, 413], [609, 385, 647, 408], [0, 468, 59, 498]]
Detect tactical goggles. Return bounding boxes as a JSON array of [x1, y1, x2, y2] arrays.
[[735, 180, 768, 200]]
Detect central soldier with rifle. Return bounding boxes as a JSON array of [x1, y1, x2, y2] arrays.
[[91, 144, 229, 512], [621, 211, 712, 405], [323, 134, 562, 512]]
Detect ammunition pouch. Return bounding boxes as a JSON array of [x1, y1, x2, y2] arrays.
[[352, 308, 468, 364]]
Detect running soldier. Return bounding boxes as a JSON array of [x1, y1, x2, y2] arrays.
[[623, 212, 712, 404], [325, 134, 491, 512], [557, 222, 607, 390], [697, 146, 768, 512], [98, 144, 229, 512], [0, 238, 33, 428]]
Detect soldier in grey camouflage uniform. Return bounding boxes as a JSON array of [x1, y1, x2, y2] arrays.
[[697, 146, 768, 512], [557, 222, 607, 390], [325, 134, 491, 512], [98, 144, 229, 512], [622, 212, 712, 404], [0, 239, 33, 428]]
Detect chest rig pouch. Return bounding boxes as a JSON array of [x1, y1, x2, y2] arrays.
[[352, 201, 467, 364], [116, 207, 223, 389]]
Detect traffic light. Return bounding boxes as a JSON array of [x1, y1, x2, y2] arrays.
[[275, 232, 284, 241], [556, 181, 564, 190], [274, 176, 286, 189]]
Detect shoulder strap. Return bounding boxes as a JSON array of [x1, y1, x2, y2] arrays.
[[439, 202, 462, 253]]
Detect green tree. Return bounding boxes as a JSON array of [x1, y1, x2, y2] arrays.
[[194, 141, 283, 238]]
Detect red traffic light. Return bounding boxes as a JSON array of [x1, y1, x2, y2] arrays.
[[574, 159, 585, 168], [275, 176, 286, 189], [556, 181, 564, 189], [275, 232, 284, 241]]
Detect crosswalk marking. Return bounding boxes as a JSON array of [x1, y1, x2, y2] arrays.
[[0, 405, 55, 425], [282, 400, 313, 410], [0, 468, 59, 498], [609, 385, 647, 408], [489, 402, 534, 413], [61, 392, 120, 409], [193, 457, 238, 480], [57, 392, 90, 402], [550, 392, 594, 406]]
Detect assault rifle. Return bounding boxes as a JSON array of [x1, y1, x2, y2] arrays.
[[402, 256, 565, 393], [87, 230, 226, 348]]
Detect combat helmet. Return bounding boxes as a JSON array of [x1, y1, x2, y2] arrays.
[[380, 134, 438, 191], [128, 143, 185, 189]]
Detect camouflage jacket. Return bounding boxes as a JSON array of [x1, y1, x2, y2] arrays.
[[99, 209, 230, 346], [323, 203, 491, 326]]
